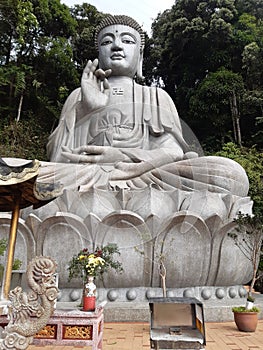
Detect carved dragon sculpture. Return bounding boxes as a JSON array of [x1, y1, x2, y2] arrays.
[[0, 256, 58, 350]]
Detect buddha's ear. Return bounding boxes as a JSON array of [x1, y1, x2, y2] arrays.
[[136, 48, 144, 80]]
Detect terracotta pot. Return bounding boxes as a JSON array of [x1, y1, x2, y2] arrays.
[[233, 311, 258, 332]]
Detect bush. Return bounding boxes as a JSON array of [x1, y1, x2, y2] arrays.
[[215, 142, 263, 215], [232, 306, 260, 313], [0, 238, 22, 283], [0, 118, 49, 161]]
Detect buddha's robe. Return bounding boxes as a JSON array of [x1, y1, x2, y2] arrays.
[[40, 83, 249, 196]]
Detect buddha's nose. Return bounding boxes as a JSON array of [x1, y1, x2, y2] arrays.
[[112, 38, 122, 50]]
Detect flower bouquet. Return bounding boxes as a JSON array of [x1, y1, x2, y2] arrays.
[[68, 243, 123, 311], [68, 243, 123, 282]]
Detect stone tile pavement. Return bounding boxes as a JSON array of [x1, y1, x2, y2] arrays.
[[28, 320, 263, 349]]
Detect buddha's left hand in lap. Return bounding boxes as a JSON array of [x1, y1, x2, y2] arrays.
[[61, 145, 130, 164], [61, 145, 191, 182]]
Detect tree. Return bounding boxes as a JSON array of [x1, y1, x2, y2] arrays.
[[151, 0, 263, 149], [70, 3, 106, 73], [0, 0, 80, 160], [229, 212, 263, 299], [235, 0, 263, 20], [152, 0, 238, 99], [0, 0, 78, 124], [242, 42, 263, 90], [189, 68, 244, 147], [215, 142, 263, 215], [0, 0, 38, 119]]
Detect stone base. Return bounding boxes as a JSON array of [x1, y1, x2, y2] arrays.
[[57, 286, 249, 303], [57, 297, 263, 323], [56, 287, 263, 322], [16, 188, 253, 291]]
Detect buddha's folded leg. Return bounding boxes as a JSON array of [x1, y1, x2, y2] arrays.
[[39, 161, 110, 191], [38, 156, 249, 197], [149, 156, 249, 196]]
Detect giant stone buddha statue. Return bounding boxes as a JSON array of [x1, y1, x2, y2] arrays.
[[42, 15, 249, 196], [16, 15, 253, 303]]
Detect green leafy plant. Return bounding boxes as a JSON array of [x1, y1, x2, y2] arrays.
[[12, 258, 22, 271], [0, 239, 8, 257], [68, 243, 123, 282], [215, 143, 263, 215], [0, 238, 23, 282], [232, 306, 260, 313]]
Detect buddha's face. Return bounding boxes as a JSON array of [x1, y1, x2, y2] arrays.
[[97, 24, 141, 78]]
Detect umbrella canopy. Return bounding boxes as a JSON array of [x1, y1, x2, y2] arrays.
[[0, 157, 63, 299], [0, 158, 62, 211]]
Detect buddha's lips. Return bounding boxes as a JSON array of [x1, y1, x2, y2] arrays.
[[111, 54, 125, 59]]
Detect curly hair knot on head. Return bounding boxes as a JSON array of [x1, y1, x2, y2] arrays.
[[95, 14, 145, 50]]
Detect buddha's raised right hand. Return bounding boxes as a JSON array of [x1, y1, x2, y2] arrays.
[[81, 59, 112, 113]]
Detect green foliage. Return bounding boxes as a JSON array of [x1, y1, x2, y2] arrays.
[[0, 0, 79, 154], [68, 244, 123, 282], [232, 306, 260, 313], [12, 258, 22, 270], [241, 91, 263, 123], [234, 13, 259, 46], [151, 0, 263, 149], [16, 0, 38, 47], [0, 119, 49, 160], [236, 0, 263, 21], [0, 239, 8, 257], [189, 68, 244, 146], [152, 0, 238, 97], [0, 238, 22, 271], [0, 63, 31, 117], [215, 143, 263, 214], [33, 0, 77, 38], [0, 1, 109, 161], [70, 3, 106, 73], [242, 42, 263, 90]]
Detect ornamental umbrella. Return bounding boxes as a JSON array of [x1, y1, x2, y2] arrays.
[[0, 158, 62, 299]]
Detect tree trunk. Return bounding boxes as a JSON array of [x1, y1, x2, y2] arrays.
[[16, 94, 24, 122], [229, 91, 242, 146], [159, 259, 167, 297]]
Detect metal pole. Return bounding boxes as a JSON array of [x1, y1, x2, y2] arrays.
[[3, 192, 21, 299]]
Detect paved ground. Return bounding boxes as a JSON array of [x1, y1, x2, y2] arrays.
[[28, 320, 263, 349]]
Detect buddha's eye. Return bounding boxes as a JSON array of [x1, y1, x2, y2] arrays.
[[101, 40, 112, 46], [121, 35, 136, 44], [100, 37, 113, 46], [122, 39, 134, 44]]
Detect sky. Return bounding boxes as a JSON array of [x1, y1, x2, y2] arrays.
[[61, 0, 175, 36]]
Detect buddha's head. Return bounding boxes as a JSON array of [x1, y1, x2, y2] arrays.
[[95, 15, 145, 79]]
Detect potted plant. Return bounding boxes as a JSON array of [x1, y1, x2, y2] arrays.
[[229, 212, 263, 332], [68, 243, 123, 311]]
